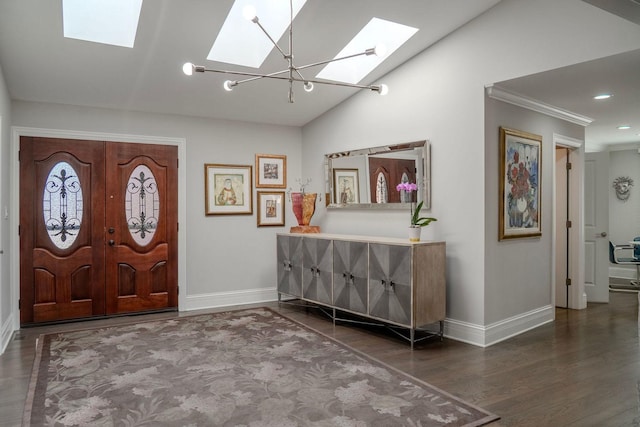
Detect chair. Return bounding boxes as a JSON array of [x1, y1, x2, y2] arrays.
[[609, 241, 640, 291]]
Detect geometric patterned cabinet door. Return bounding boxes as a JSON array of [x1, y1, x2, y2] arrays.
[[369, 244, 412, 325], [302, 237, 332, 305], [276, 233, 446, 347], [333, 240, 368, 314], [277, 235, 303, 298]]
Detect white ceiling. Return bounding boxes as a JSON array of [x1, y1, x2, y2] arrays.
[[496, 0, 640, 150], [0, 0, 638, 149], [0, 0, 501, 127]]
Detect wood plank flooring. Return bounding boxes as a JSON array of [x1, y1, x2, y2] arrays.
[[1, 292, 639, 426]]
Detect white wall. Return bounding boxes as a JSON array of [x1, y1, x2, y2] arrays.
[[0, 64, 12, 352], [609, 149, 640, 243], [302, 0, 640, 345], [484, 97, 584, 323], [10, 101, 302, 310], [609, 149, 640, 278]]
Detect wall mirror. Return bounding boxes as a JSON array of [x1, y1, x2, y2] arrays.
[[325, 140, 430, 210]]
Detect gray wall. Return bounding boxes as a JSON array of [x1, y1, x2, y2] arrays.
[[301, 0, 640, 342], [484, 97, 584, 324], [0, 64, 12, 346], [3, 0, 640, 349], [10, 101, 302, 302], [609, 149, 640, 278]]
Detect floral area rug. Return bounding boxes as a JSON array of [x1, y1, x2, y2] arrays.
[[23, 307, 499, 426]]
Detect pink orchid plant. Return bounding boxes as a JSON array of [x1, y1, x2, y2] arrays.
[[396, 182, 437, 227]]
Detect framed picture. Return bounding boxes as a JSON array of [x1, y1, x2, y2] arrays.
[[255, 154, 287, 188], [257, 191, 285, 227], [205, 164, 253, 215], [499, 127, 542, 240], [333, 168, 360, 204]]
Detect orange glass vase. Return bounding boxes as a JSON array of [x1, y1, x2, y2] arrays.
[[290, 192, 320, 233]]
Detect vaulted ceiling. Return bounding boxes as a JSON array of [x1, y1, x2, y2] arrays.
[[0, 0, 500, 126], [0, 0, 639, 149]]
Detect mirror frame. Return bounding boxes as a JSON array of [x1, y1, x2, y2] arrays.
[[325, 140, 431, 210]]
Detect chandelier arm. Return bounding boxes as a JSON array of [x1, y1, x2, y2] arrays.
[[203, 68, 293, 80], [288, 0, 294, 103], [253, 19, 289, 60], [298, 78, 380, 91], [295, 50, 373, 71], [202, 68, 381, 90], [233, 68, 292, 85]]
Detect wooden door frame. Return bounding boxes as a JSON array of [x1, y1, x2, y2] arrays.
[[9, 127, 187, 330], [552, 133, 585, 310]]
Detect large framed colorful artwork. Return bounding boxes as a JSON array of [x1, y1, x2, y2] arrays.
[[499, 127, 542, 240]]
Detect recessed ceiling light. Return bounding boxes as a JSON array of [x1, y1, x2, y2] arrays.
[[617, 125, 632, 130], [62, 0, 143, 48], [593, 94, 612, 100]]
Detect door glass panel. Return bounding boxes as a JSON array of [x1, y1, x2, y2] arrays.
[[43, 161, 83, 249], [126, 164, 159, 246], [399, 172, 411, 203], [375, 172, 388, 203]]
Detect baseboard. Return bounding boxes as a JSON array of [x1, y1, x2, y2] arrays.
[[444, 304, 554, 347], [184, 288, 554, 348], [183, 287, 278, 312], [0, 315, 16, 355]]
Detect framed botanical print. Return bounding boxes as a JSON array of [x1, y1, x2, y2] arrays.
[[333, 168, 360, 204], [257, 191, 285, 227], [205, 164, 253, 215], [499, 127, 542, 240], [255, 154, 287, 188]]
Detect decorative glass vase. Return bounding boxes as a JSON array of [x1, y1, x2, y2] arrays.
[[291, 192, 317, 226], [408, 226, 421, 242]]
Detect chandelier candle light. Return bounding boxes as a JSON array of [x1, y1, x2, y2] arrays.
[[396, 182, 436, 242], [182, 0, 389, 103]]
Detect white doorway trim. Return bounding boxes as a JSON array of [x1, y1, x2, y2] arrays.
[[553, 133, 585, 309], [9, 126, 187, 332]]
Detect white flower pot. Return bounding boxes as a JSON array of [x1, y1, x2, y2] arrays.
[[408, 226, 421, 242]]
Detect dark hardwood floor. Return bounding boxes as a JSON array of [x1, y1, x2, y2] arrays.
[[1, 292, 639, 426]]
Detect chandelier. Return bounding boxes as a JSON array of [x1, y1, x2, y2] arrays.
[[182, 1, 388, 103]]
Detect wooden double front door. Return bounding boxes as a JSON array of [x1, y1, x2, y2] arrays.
[[20, 136, 178, 325]]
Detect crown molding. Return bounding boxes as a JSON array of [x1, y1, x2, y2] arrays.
[[486, 85, 593, 127]]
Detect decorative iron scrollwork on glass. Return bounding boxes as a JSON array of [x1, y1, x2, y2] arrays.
[[43, 161, 83, 249], [375, 172, 388, 203], [126, 165, 159, 246]]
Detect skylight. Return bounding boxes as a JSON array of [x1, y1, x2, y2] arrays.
[[208, 0, 307, 68], [62, 0, 143, 48], [315, 18, 418, 85]]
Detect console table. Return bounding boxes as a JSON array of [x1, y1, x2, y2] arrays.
[[276, 233, 446, 347]]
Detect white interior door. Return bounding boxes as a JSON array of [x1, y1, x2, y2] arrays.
[[584, 152, 609, 303], [555, 148, 568, 307]]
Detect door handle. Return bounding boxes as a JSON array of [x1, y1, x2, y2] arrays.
[[108, 227, 115, 234], [108, 240, 115, 246], [599, 232, 607, 238]]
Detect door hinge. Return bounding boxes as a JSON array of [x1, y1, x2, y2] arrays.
[[566, 220, 572, 228], [566, 278, 572, 286], [566, 162, 572, 170], [177, 158, 179, 168], [177, 222, 179, 232], [18, 150, 20, 162], [18, 299, 21, 310], [18, 225, 21, 236]]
